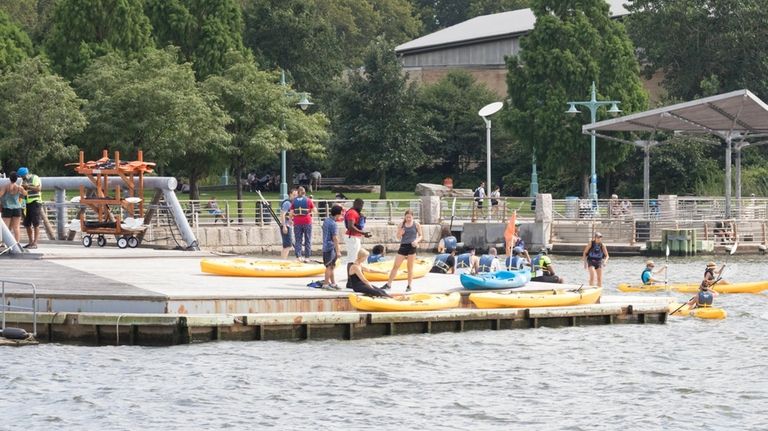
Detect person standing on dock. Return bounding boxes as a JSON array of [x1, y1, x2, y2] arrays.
[[321, 205, 343, 290], [344, 198, 372, 267], [384, 209, 423, 292], [279, 189, 297, 259], [290, 186, 316, 262], [582, 232, 609, 287], [0, 171, 27, 243], [18, 167, 41, 249]]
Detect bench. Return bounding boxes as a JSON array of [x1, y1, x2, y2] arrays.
[[292, 176, 345, 189]]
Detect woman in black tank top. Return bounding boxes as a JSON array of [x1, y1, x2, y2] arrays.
[[347, 248, 391, 297]]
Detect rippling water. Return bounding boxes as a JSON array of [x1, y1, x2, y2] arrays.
[[2, 256, 767, 430]]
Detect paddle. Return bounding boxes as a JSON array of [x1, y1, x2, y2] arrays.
[[664, 244, 670, 293], [256, 190, 284, 230], [449, 197, 456, 231], [670, 242, 737, 315]]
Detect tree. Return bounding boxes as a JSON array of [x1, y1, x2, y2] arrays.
[[44, 0, 153, 79], [145, 0, 246, 79], [417, 70, 497, 176], [0, 9, 33, 72], [626, 0, 768, 100], [503, 0, 648, 198], [0, 57, 86, 172], [74, 47, 232, 198], [203, 52, 328, 216], [331, 37, 436, 198], [415, 0, 529, 33]]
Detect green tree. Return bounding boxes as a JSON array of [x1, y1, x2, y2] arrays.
[[0, 9, 33, 72], [0, 57, 86, 171], [415, 0, 529, 33], [203, 52, 328, 215], [417, 70, 497, 176], [626, 0, 768, 100], [45, 0, 153, 79], [145, 0, 246, 79], [74, 47, 232, 197], [331, 37, 436, 198], [504, 0, 648, 198]]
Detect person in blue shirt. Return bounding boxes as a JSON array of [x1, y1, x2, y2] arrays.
[[321, 205, 343, 290], [640, 260, 667, 285], [368, 244, 386, 263]]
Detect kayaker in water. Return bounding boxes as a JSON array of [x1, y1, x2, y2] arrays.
[[531, 247, 563, 283], [640, 260, 667, 285], [688, 283, 719, 309], [582, 232, 609, 287], [347, 248, 391, 297], [701, 261, 727, 286]]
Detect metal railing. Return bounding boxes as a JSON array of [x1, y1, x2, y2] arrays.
[[438, 196, 535, 223], [1, 279, 37, 336]]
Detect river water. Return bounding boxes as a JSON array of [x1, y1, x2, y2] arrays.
[[2, 256, 767, 430]]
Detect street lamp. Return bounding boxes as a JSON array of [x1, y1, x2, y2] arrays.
[[566, 81, 621, 206], [279, 70, 314, 201], [478, 101, 504, 221]]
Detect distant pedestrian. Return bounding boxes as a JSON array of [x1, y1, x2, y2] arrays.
[[384, 209, 423, 292], [473, 181, 486, 221], [321, 205, 343, 290], [309, 171, 322, 192], [290, 186, 315, 261], [344, 198, 371, 266], [490, 185, 501, 219], [279, 188, 297, 259], [19, 167, 42, 249], [582, 232, 609, 287]]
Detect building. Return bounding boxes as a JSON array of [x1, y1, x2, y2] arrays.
[[395, 0, 663, 99]]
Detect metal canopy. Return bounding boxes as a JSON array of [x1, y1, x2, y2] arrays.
[[582, 89, 768, 218]]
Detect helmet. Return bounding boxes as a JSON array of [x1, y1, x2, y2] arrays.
[[512, 246, 523, 255], [17, 167, 29, 177]]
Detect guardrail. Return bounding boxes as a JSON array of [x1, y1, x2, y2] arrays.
[[1, 279, 37, 336], [438, 196, 535, 223]]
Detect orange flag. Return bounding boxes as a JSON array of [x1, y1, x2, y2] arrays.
[[504, 211, 517, 255]]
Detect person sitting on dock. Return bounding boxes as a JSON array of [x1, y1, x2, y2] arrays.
[[505, 246, 527, 270], [436, 226, 457, 254], [455, 247, 479, 275], [347, 248, 391, 297], [368, 244, 386, 263], [531, 247, 563, 284], [641, 260, 667, 285], [430, 248, 457, 274], [206, 196, 228, 223], [478, 247, 501, 273]]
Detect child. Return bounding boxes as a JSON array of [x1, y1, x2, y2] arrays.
[[368, 244, 385, 263], [321, 205, 343, 290], [640, 260, 667, 285], [688, 261, 723, 308]]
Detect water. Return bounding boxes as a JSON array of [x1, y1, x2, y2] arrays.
[[2, 256, 767, 430]]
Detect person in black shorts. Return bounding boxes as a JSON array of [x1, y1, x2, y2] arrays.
[[321, 205, 343, 290], [383, 209, 423, 292], [582, 232, 609, 287]]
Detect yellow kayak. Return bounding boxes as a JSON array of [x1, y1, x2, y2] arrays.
[[668, 303, 727, 319], [469, 287, 602, 309], [200, 258, 325, 277], [618, 280, 768, 294], [348, 292, 461, 312], [363, 258, 432, 281]]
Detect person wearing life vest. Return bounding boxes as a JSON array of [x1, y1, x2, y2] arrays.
[[531, 247, 563, 283], [290, 186, 316, 261], [640, 260, 667, 285], [344, 198, 372, 266], [436, 226, 457, 254], [279, 189, 298, 259], [368, 244, 386, 264], [505, 246, 527, 270], [582, 232, 609, 287], [478, 247, 501, 273], [455, 246, 480, 275], [18, 167, 42, 249], [430, 248, 457, 274]]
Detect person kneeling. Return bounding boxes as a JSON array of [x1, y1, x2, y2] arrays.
[[347, 249, 391, 297]]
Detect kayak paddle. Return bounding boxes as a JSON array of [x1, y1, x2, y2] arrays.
[[664, 244, 670, 293], [670, 242, 736, 315]]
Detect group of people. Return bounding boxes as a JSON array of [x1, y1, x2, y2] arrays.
[[0, 167, 43, 249], [472, 181, 502, 221], [640, 257, 724, 310], [279, 187, 422, 296]]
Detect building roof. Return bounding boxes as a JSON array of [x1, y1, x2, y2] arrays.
[[396, 0, 630, 54], [583, 90, 768, 135]]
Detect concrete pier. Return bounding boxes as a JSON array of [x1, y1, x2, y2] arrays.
[[0, 244, 671, 346]]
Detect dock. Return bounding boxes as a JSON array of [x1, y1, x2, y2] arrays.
[[0, 244, 672, 346]]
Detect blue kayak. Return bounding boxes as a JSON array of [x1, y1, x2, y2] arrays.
[[460, 268, 532, 290]]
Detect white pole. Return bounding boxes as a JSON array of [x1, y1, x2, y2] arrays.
[[486, 118, 492, 222]]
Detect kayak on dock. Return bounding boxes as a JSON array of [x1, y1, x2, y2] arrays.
[[469, 287, 602, 309], [618, 280, 768, 294], [460, 268, 532, 290], [200, 258, 325, 277], [668, 303, 727, 319], [362, 258, 432, 281], [348, 292, 461, 312]]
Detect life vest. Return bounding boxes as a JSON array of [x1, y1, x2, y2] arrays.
[[432, 253, 451, 273], [24, 174, 42, 203], [505, 255, 523, 270], [587, 241, 604, 260], [456, 253, 471, 268], [367, 254, 383, 264], [293, 197, 310, 215], [443, 236, 457, 252], [530, 255, 541, 270], [697, 290, 714, 306], [641, 268, 653, 284], [478, 255, 495, 273]]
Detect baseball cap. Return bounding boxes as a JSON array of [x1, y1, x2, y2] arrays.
[[512, 246, 523, 255]]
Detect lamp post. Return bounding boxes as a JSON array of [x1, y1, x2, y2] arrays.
[[279, 69, 314, 201], [566, 82, 621, 206], [530, 151, 538, 199], [478, 102, 504, 221]]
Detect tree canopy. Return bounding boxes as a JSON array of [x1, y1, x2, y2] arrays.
[[0, 9, 34, 72], [414, 0, 529, 33]]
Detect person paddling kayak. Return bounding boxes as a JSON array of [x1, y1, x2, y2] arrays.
[[641, 260, 667, 285]]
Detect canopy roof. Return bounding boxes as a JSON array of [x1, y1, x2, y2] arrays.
[[583, 90, 768, 136]]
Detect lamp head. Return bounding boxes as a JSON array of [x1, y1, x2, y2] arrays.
[[608, 103, 622, 115], [566, 104, 579, 114], [478, 102, 504, 118], [297, 92, 314, 110]]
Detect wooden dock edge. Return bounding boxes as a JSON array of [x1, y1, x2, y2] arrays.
[[1, 303, 669, 346]]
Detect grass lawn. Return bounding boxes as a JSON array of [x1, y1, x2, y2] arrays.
[[178, 188, 418, 202]]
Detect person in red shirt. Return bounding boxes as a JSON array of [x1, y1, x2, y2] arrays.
[[344, 198, 371, 267], [290, 186, 316, 261]]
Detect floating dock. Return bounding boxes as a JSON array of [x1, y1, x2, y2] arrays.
[[0, 244, 671, 346]]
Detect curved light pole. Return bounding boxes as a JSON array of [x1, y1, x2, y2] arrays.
[[566, 82, 621, 207], [478, 102, 504, 221], [279, 70, 314, 201]]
